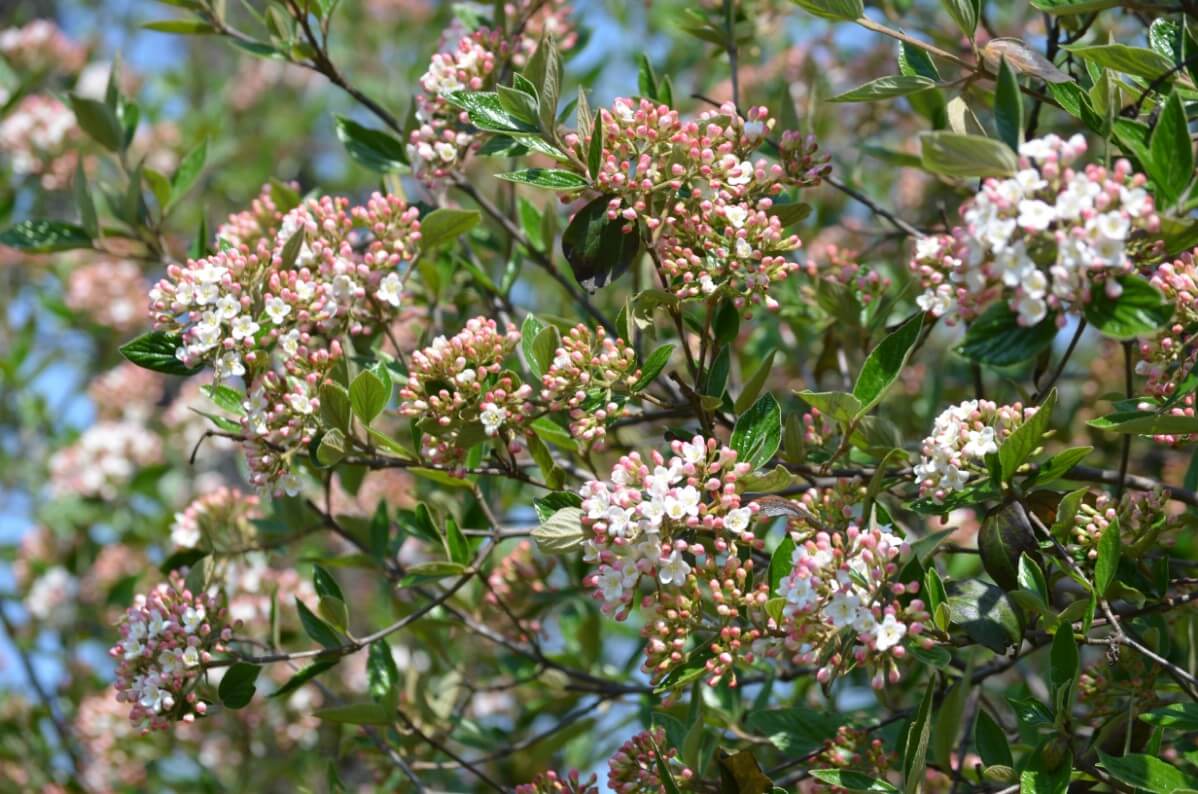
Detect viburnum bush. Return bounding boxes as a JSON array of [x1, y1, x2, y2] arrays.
[[6, 0, 1198, 791]]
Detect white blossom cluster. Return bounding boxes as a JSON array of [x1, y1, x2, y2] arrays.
[[914, 399, 1035, 502]]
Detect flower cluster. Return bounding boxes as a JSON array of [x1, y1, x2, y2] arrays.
[[516, 770, 599, 794], [170, 487, 261, 551], [24, 566, 79, 629], [483, 540, 556, 641], [768, 483, 930, 688], [1069, 487, 1179, 560], [1135, 252, 1198, 445], [49, 420, 163, 499], [0, 95, 81, 189], [607, 728, 694, 793], [802, 725, 896, 794], [910, 134, 1160, 326], [0, 19, 87, 74], [580, 436, 765, 684], [571, 99, 826, 310], [111, 573, 231, 731], [149, 185, 421, 489], [65, 258, 150, 332], [541, 324, 640, 448], [407, 3, 575, 185], [397, 316, 531, 465], [804, 244, 892, 307], [88, 362, 164, 421], [914, 400, 1036, 502]]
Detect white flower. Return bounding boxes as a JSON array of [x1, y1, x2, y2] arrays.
[[287, 391, 314, 415], [639, 497, 666, 529], [824, 592, 861, 629], [181, 605, 206, 634], [873, 614, 908, 651], [1019, 138, 1055, 160], [230, 314, 260, 341], [181, 646, 201, 667], [377, 272, 403, 307], [264, 295, 291, 324], [1017, 199, 1056, 231], [1092, 211, 1130, 241], [279, 329, 301, 357], [215, 294, 241, 320], [663, 486, 700, 521], [782, 574, 817, 613], [724, 205, 749, 228], [916, 285, 955, 317], [723, 507, 752, 535], [214, 352, 245, 380], [744, 120, 765, 141], [658, 551, 691, 585], [597, 565, 626, 602], [1014, 293, 1048, 326], [480, 402, 507, 436], [915, 236, 944, 260]]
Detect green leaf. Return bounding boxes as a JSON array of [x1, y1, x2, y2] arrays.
[[73, 162, 97, 238], [769, 536, 796, 596], [940, 0, 980, 37], [333, 115, 407, 172], [1025, 445, 1092, 486], [920, 132, 1018, 178], [561, 194, 641, 289], [1085, 275, 1172, 340], [1140, 703, 1198, 731], [978, 502, 1040, 592], [995, 57, 1023, 152], [587, 112, 603, 179], [946, 578, 1024, 653], [998, 391, 1053, 480], [366, 640, 399, 704], [0, 219, 92, 253], [142, 19, 218, 34], [1094, 517, 1121, 596], [445, 515, 470, 565], [350, 368, 389, 425], [1063, 43, 1176, 81], [319, 382, 352, 433], [852, 313, 922, 415], [809, 770, 897, 793], [317, 595, 349, 632], [419, 208, 480, 249], [902, 678, 936, 794], [530, 325, 560, 381], [496, 168, 588, 190], [314, 702, 394, 725], [1148, 90, 1193, 208], [218, 662, 261, 709], [1021, 743, 1072, 794], [744, 707, 841, 755], [521, 314, 546, 376], [1018, 554, 1050, 606], [735, 350, 777, 414], [829, 75, 937, 102], [1098, 751, 1198, 793], [68, 94, 124, 151], [270, 659, 338, 699], [957, 302, 1058, 367], [731, 393, 782, 470], [974, 710, 1013, 767], [446, 90, 538, 133], [313, 565, 344, 601], [1088, 411, 1198, 436], [795, 390, 862, 424], [1049, 623, 1079, 705], [632, 344, 673, 391], [120, 331, 203, 376], [399, 561, 468, 587], [790, 0, 864, 21], [296, 598, 343, 649], [531, 506, 585, 553], [170, 138, 207, 206], [1030, 0, 1119, 13]]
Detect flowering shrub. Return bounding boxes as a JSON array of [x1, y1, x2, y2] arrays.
[[4, 2, 1198, 793]]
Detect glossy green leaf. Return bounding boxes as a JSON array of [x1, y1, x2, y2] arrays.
[[0, 219, 92, 253], [829, 75, 937, 102], [852, 313, 922, 415], [920, 132, 1018, 178], [218, 662, 261, 709], [420, 208, 480, 249], [731, 393, 782, 470], [120, 331, 203, 376], [957, 302, 1058, 367]]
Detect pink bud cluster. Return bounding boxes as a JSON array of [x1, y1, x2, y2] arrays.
[[398, 316, 531, 465], [606, 728, 694, 793], [110, 572, 231, 731], [0, 19, 87, 75], [0, 94, 82, 190], [1070, 487, 1178, 560], [64, 258, 150, 333], [170, 487, 261, 550], [515, 770, 599, 794], [407, 3, 576, 185], [572, 99, 825, 311], [88, 362, 164, 421], [769, 487, 928, 688], [909, 134, 1160, 327], [148, 185, 421, 490], [483, 540, 556, 641], [579, 436, 766, 685], [541, 324, 641, 448], [804, 245, 891, 306], [801, 725, 896, 794], [1137, 252, 1198, 445], [914, 400, 1036, 502], [48, 420, 163, 499]]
